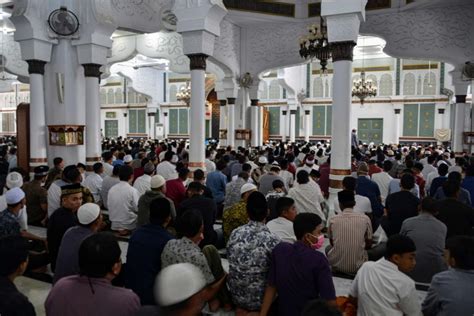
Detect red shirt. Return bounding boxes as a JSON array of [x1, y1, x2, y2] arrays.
[[318, 163, 330, 197], [368, 164, 382, 177], [132, 167, 144, 185], [165, 178, 186, 209]]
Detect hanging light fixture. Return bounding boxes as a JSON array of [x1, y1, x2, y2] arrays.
[[176, 81, 191, 106], [298, 17, 331, 75], [352, 37, 377, 105]]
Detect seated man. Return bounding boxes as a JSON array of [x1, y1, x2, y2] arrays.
[[53, 203, 103, 284], [0, 235, 35, 316], [333, 176, 372, 216], [107, 165, 139, 235], [266, 197, 297, 243], [224, 171, 249, 210], [179, 181, 218, 247], [126, 198, 174, 305], [22, 165, 49, 226], [82, 162, 103, 205], [327, 190, 372, 275], [161, 209, 228, 311], [265, 179, 287, 221], [260, 213, 336, 316], [349, 234, 421, 316], [227, 192, 281, 313], [45, 233, 140, 316], [136, 175, 175, 227], [429, 163, 448, 197], [400, 197, 447, 283], [422, 235, 474, 315], [433, 171, 472, 205], [222, 183, 257, 243]]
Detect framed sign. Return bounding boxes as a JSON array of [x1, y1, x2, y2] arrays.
[[49, 125, 84, 146]]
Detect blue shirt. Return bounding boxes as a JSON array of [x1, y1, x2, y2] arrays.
[[356, 176, 383, 217], [462, 176, 474, 207], [206, 171, 227, 203], [430, 176, 447, 197], [268, 242, 336, 316], [125, 224, 174, 305], [423, 268, 474, 316], [434, 186, 472, 206]]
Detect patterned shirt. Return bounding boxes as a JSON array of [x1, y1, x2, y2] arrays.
[[222, 200, 248, 243], [224, 178, 246, 209], [161, 237, 215, 284], [227, 221, 281, 311], [0, 209, 21, 238]]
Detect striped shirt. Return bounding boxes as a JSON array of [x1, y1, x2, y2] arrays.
[[327, 208, 373, 274]]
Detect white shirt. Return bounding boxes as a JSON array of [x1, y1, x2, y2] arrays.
[[107, 181, 139, 230], [288, 181, 325, 221], [279, 170, 294, 188], [266, 217, 296, 243], [350, 258, 422, 316], [296, 165, 319, 175], [83, 173, 103, 204], [371, 172, 393, 204], [156, 161, 178, 181], [231, 175, 254, 184], [425, 170, 439, 192], [47, 180, 63, 217], [333, 194, 372, 215], [205, 159, 216, 173], [448, 165, 462, 174], [421, 164, 437, 180], [0, 196, 28, 230], [103, 162, 114, 177], [133, 174, 151, 196]]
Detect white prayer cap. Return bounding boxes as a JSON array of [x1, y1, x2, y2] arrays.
[[151, 175, 166, 189], [123, 155, 133, 163], [171, 155, 179, 163], [241, 183, 257, 195], [155, 263, 206, 306], [258, 156, 268, 164], [77, 203, 101, 225], [5, 187, 25, 205], [6, 172, 23, 189]]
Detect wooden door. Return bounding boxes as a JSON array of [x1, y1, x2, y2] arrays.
[[16, 103, 30, 171], [263, 108, 270, 143]]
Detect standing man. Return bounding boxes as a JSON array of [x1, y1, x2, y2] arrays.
[[22, 165, 49, 226], [351, 129, 359, 149]]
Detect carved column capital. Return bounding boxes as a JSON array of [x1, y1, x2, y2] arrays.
[[227, 98, 236, 105], [219, 100, 227, 106], [305, 110, 311, 115], [438, 108, 445, 114], [394, 109, 401, 114], [83, 63, 102, 78], [251, 99, 259, 106], [26, 60, 46, 75], [331, 41, 357, 62], [456, 95, 467, 103], [282, 110, 287, 115], [290, 110, 297, 115], [188, 54, 208, 71]]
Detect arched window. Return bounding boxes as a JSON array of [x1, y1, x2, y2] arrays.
[[324, 79, 329, 98], [330, 78, 333, 97], [403, 73, 416, 96], [107, 88, 115, 104], [100, 89, 107, 104], [169, 85, 177, 102], [259, 81, 268, 100], [423, 72, 437, 95], [128, 89, 136, 104], [417, 75, 422, 95], [379, 74, 393, 96], [138, 93, 147, 103], [269, 80, 281, 99], [115, 88, 123, 104], [312, 78, 323, 98]]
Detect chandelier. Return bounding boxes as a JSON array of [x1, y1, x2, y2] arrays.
[[352, 71, 377, 105], [176, 81, 191, 106], [298, 18, 331, 75]]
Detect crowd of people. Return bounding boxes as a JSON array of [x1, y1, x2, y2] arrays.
[[0, 135, 474, 315]]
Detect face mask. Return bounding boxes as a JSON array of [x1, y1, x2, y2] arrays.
[[310, 234, 325, 250]]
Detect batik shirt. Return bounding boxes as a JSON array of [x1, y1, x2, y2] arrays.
[[161, 237, 215, 284], [227, 221, 281, 311], [222, 200, 248, 243], [0, 209, 21, 238]]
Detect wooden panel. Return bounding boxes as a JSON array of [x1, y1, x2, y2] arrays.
[[263, 109, 270, 143], [326, 106, 332, 136], [312, 106, 326, 135], [358, 118, 383, 144], [169, 109, 178, 134], [403, 104, 419, 137], [268, 107, 280, 135], [419, 103, 435, 137], [16, 103, 29, 171]]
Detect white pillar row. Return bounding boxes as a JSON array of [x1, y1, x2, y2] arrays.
[[452, 95, 468, 153], [188, 54, 207, 171], [259, 106, 264, 145], [289, 109, 296, 143], [148, 112, 156, 139], [328, 41, 357, 201], [250, 99, 259, 147], [219, 100, 227, 147], [26, 60, 48, 171], [304, 109, 311, 142], [281, 109, 287, 142], [83, 64, 102, 170], [393, 108, 401, 144], [227, 98, 236, 148]]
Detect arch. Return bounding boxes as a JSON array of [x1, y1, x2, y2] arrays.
[[169, 85, 178, 102], [403, 73, 416, 95], [100, 89, 107, 104], [138, 93, 147, 103], [312, 78, 323, 98], [115, 88, 123, 104], [269, 80, 281, 99], [379, 74, 393, 96], [128, 88, 137, 104], [330, 78, 334, 97], [423, 72, 437, 95], [259, 81, 268, 100], [107, 88, 115, 104]]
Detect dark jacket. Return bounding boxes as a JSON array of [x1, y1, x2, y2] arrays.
[[179, 195, 217, 247], [0, 276, 36, 316]]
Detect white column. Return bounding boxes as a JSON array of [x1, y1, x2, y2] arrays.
[[393, 108, 401, 144], [328, 42, 357, 202], [163, 112, 168, 139], [289, 109, 296, 142], [83, 64, 102, 169], [219, 100, 227, 146], [304, 109, 311, 142], [259, 106, 264, 145], [188, 54, 207, 171], [281, 109, 287, 142], [250, 99, 259, 147], [27, 60, 48, 170], [453, 95, 467, 153], [227, 98, 236, 148]]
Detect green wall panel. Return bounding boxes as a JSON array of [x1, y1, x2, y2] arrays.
[[419, 103, 435, 137], [326, 106, 332, 136], [403, 104, 418, 136], [178, 109, 189, 134], [295, 107, 300, 137], [268, 107, 280, 135], [312, 106, 326, 135], [137, 110, 146, 133], [169, 109, 178, 134], [129, 110, 137, 133]]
